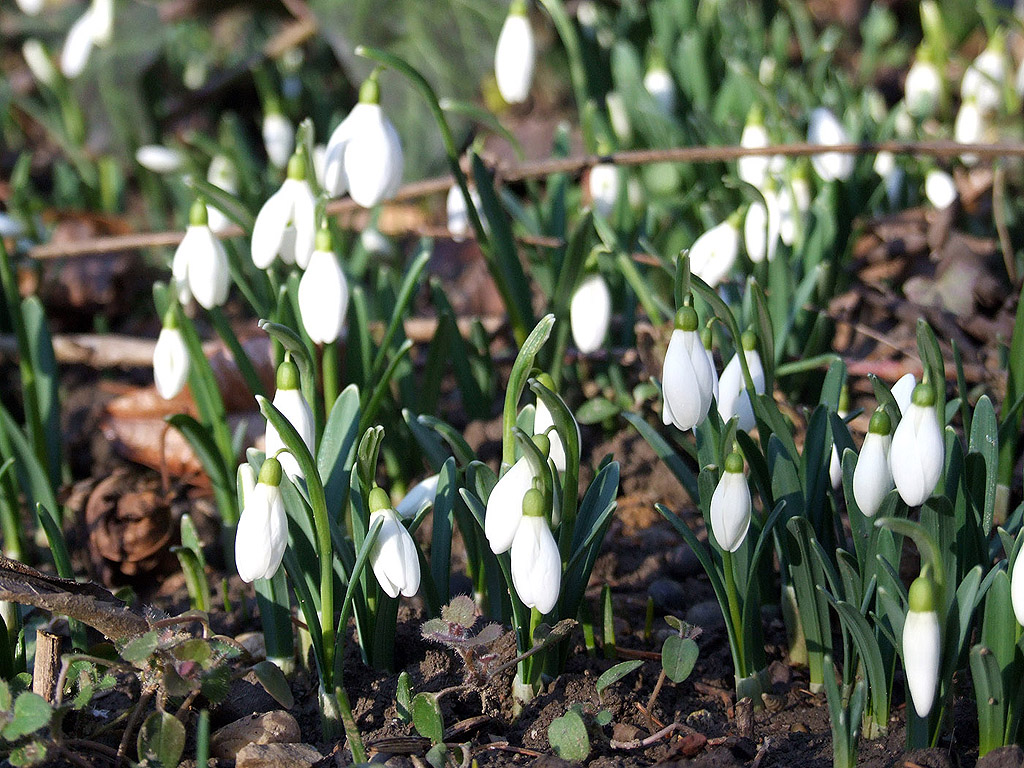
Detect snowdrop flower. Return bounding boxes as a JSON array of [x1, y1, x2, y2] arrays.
[[905, 56, 943, 119], [890, 383, 944, 507], [368, 487, 420, 598], [262, 110, 294, 170], [16, 0, 45, 15], [60, 0, 114, 78], [1011, 550, 1024, 626], [298, 227, 349, 345], [588, 163, 621, 219], [323, 71, 404, 207], [689, 214, 742, 288], [485, 435, 548, 554], [661, 306, 716, 432], [533, 373, 578, 474], [263, 359, 315, 481], [511, 488, 561, 613], [153, 311, 189, 400], [643, 60, 676, 116], [206, 154, 239, 233], [446, 185, 485, 242], [359, 226, 395, 258], [925, 169, 957, 210], [171, 199, 230, 310], [397, 474, 440, 520], [0, 212, 24, 239], [495, 0, 535, 105], [235, 457, 288, 583], [237, 463, 257, 507], [251, 150, 317, 270], [738, 106, 772, 191], [606, 92, 632, 144], [710, 452, 752, 552], [701, 328, 719, 402], [22, 40, 58, 88], [717, 331, 765, 433], [744, 189, 781, 264], [874, 151, 903, 208], [136, 145, 185, 175], [961, 35, 1006, 115], [778, 164, 812, 246], [853, 409, 894, 517], [808, 107, 854, 182], [903, 574, 941, 718], [828, 388, 849, 490], [570, 273, 612, 354], [891, 373, 916, 415], [954, 98, 985, 166]]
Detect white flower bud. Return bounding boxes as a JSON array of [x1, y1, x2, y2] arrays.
[[661, 308, 715, 432], [808, 107, 854, 182], [264, 360, 315, 481], [710, 453, 752, 552], [485, 455, 536, 554], [924, 169, 956, 210], [446, 185, 485, 242], [853, 409, 894, 517], [891, 373, 917, 415], [605, 92, 632, 144], [153, 324, 189, 400], [61, 9, 98, 78], [717, 334, 765, 433], [136, 145, 184, 175], [495, 1, 536, 105], [298, 231, 349, 345], [961, 40, 1006, 115], [262, 112, 295, 170], [570, 273, 612, 354], [903, 576, 941, 718], [874, 151, 903, 208], [396, 474, 440, 520], [744, 191, 781, 264], [738, 108, 771, 191], [16, 0, 45, 15], [368, 487, 420, 598], [206, 154, 239, 233], [533, 382, 578, 474], [643, 66, 676, 115], [690, 216, 741, 288], [905, 58, 942, 119], [511, 489, 561, 613], [954, 99, 985, 166], [22, 40, 58, 88], [235, 458, 288, 583], [1011, 549, 1024, 626], [252, 154, 317, 270], [588, 163, 621, 219], [890, 384, 944, 507], [172, 200, 231, 310]]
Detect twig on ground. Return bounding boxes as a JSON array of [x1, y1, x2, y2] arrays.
[[610, 721, 700, 750]]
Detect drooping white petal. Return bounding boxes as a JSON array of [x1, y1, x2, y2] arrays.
[[690, 220, 741, 288], [153, 327, 189, 400], [171, 230, 194, 305], [447, 185, 484, 242], [662, 329, 715, 432], [808, 107, 854, 182], [570, 274, 612, 354], [288, 179, 317, 269], [738, 122, 771, 190], [954, 100, 984, 166], [534, 399, 577, 474], [710, 470, 752, 552], [369, 508, 421, 598], [717, 350, 765, 432], [643, 67, 676, 115], [22, 40, 58, 87], [397, 474, 440, 520], [961, 46, 1005, 115], [852, 433, 893, 517], [903, 609, 941, 718], [135, 145, 184, 174], [495, 13, 536, 105], [588, 164, 620, 219], [890, 403, 944, 507], [89, 0, 114, 46], [16, 0, 45, 16], [322, 111, 357, 197], [346, 106, 404, 209], [235, 483, 288, 583], [264, 388, 315, 480], [298, 248, 349, 345], [485, 457, 534, 554], [185, 226, 230, 310], [1011, 550, 1024, 626], [251, 187, 293, 269], [744, 193, 780, 264], [905, 59, 942, 119], [891, 373, 917, 415], [511, 515, 561, 613], [206, 155, 239, 233], [924, 169, 957, 210], [263, 113, 295, 169], [61, 10, 96, 79]]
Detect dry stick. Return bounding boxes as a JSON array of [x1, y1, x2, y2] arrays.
[[643, 667, 668, 733], [25, 140, 1024, 261], [610, 721, 696, 750], [32, 630, 63, 703]]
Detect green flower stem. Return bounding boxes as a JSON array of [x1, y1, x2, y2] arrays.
[[722, 550, 747, 680], [354, 46, 529, 344], [209, 307, 266, 399], [537, 0, 595, 152], [322, 341, 340, 415], [335, 685, 366, 763]]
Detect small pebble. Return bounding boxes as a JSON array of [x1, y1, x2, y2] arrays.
[[685, 599, 726, 629], [648, 578, 687, 612], [665, 544, 702, 578]]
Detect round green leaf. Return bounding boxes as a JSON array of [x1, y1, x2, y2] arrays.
[[137, 711, 186, 768], [548, 708, 590, 761], [662, 636, 699, 683]]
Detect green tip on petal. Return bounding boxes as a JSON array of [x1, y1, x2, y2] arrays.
[[837, 385, 850, 413], [532, 432, 551, 458], [287, 151, 307, 181], [536, 372, 556, 392], [868, 408, 891, 436], [359, 70, 381, 105], [700, 326, 713, 348], [259, 457, 283, 486], [726, 210, 744, 229], [315, 225, 333, 252], [908, 575, 938, 613], [675, 306, 699, 332], [276, 359, 301, 390], [747, 103, 764, 126], [741, 329, 757, 352], [509, 0, 528, 16], [522, 487, 545, 517], [912, 382, 936, 408], [368, 486, 391, 514], [189, 197, 208, 227], [162, 306, 179, 330], [724, 451, 744, 474]]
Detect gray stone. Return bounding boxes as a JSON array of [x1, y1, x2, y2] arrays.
[[977, 746, 1024, 768], [685, 599, 726, 629], [210, 711, 301, 759], [648, 578, 687, 612], [665, 544, 702, 578], [235, 743, 322, 768]]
